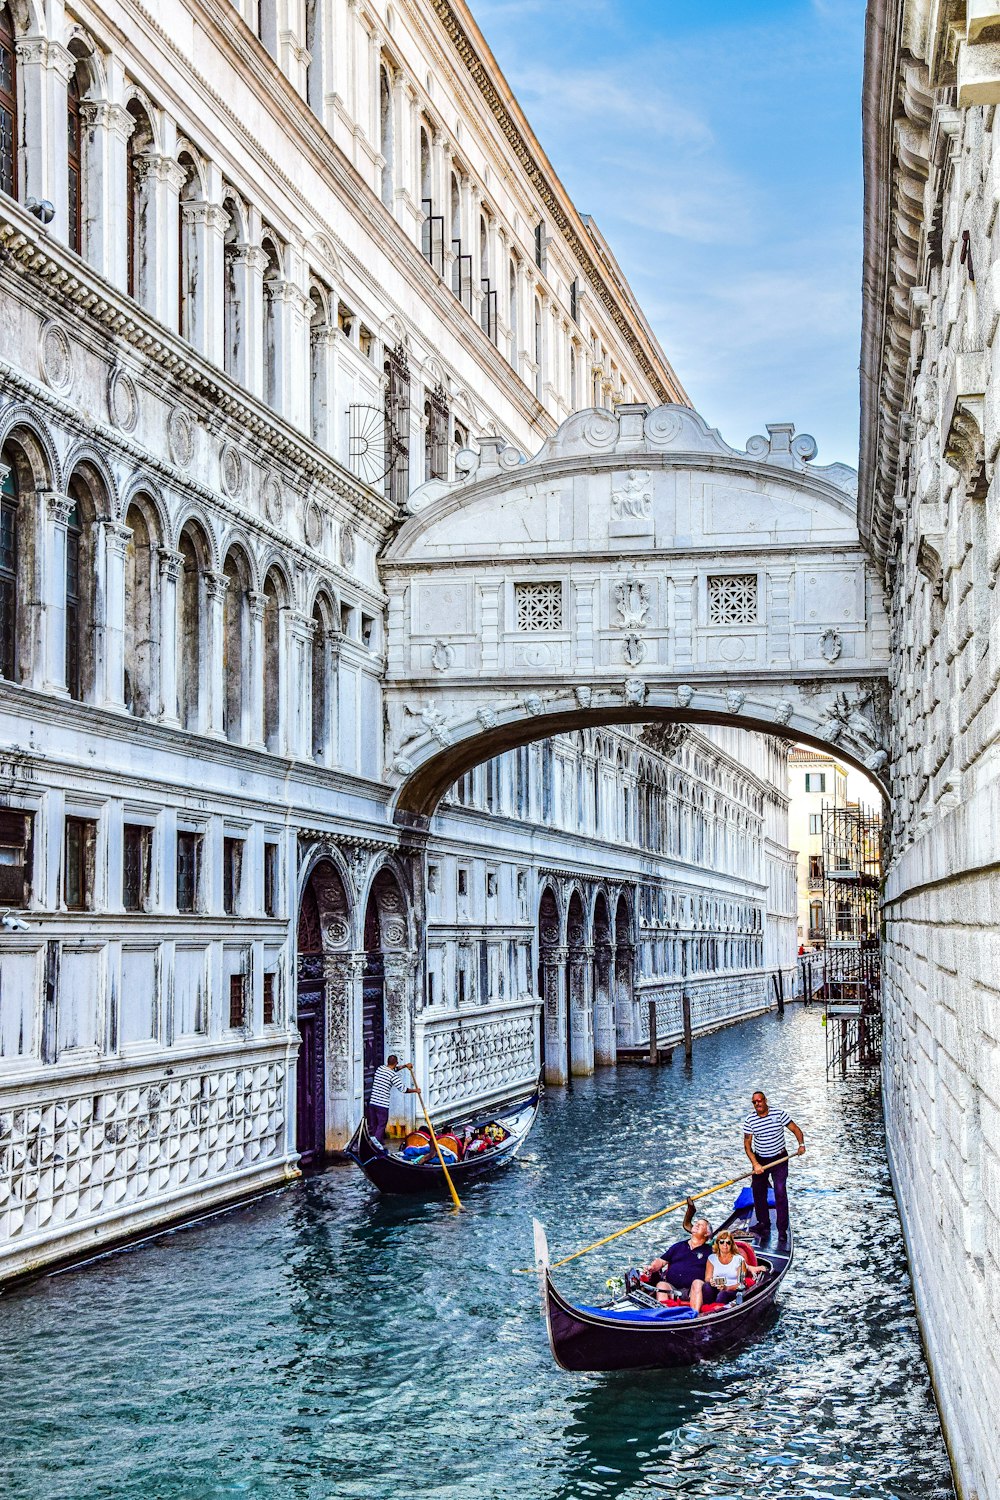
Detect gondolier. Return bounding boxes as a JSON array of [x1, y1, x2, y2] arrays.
[[743, 1090, 804, 1246], [367, 1055, 414, 1144]]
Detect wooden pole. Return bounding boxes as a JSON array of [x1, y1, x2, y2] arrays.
[[404, 1064, 462, 1212], [682, 989, 692, 1062], [515, 1154, 796, 1272], [647, 1000, 658, 1066]]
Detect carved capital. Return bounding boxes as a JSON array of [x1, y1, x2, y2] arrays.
[[203, 570, 229, 602], [101, 520, 132, 557], [158, 547, 185, 581], [44, 491, 74, 526]]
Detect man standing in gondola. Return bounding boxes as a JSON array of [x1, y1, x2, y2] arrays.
[[743, 1090, 805, 1248], [367, 1055, 416, 1145]]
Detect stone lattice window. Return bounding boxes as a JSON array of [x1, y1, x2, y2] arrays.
[[708, 573, 757, 624], [515, 580, 563, 631]]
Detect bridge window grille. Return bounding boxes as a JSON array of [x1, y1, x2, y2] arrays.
[[383, 343, 410, 508], [515, 580, 562, 632], [425, 384, 449, 480], [708, 573, 757, 625]]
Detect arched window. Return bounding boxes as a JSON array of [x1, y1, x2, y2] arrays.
[[65, 474, 98, 702], [0, 5, 18, 200], [222, 548, 250, 743], [379, 66, 394, 209], [125, 102, 155, 303], [0, 461, 17, 679], [261, 235, 281, 411], [67, 68, 84, 255], [177, 524, 206, 731], [123, 500, 157, 716], [311, 591, 334, 761], [262, 568, 282, 751]]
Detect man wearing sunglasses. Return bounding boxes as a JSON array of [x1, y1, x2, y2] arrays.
[[743, 1090, 805, 1248]]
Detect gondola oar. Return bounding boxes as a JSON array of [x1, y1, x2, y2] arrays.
[[404, 1064, 463, 1212], [514, 1153, 795, 1272]]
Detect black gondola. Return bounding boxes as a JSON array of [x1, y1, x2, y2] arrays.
[[534, 1189, 792, 1371], [345, 1088, 540, 1194]]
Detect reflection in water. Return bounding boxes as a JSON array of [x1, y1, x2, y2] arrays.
[[0, 1010, 954, 1500]]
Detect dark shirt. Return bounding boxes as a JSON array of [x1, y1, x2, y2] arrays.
[[661, 1237, 711, 1288]]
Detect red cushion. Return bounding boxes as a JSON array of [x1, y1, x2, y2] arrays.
[[734, 1240, 759, 1267], [700, 1302, 726, 1313]]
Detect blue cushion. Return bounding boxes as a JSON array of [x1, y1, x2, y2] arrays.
[[578, 1304, 698, 1323]]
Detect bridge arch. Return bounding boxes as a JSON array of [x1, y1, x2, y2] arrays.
[[380, 402, 890, 824]]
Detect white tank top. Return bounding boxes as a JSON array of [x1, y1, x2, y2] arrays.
[[707, 1253, 747, 1287]]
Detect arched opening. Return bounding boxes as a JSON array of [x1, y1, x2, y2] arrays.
[[614, 893, 635, 1051], [295, 858, 351, 1167], [123, 498, 158, 716], [0, 460, 16, 681], [222, 546, 251, 743], [566, 890, 589, 1077], [362, 867, 410, 1107], [125, 100, 154, 305], [176, 151, 200, 340], [176, 521, 208, 732], [379, 66, 394, 209], [0, 430, 42, 684], [64, 467, 102, 702], [0, 4, 18, 200], [537, 885, 560, 1083], [66, 63, 84, 256], [593, 891, 614, 1067], [262, 566, 283, 751], [311, 590, 335, 762]]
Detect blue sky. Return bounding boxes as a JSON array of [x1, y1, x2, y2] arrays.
[[473, 0, 866, 468]]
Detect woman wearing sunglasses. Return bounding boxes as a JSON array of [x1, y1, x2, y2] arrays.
[[702, 1232, 751, 1306]]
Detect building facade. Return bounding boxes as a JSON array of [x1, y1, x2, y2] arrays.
[[863, 4, 1000, 1495], [787, 747, 850, 949], [0, 0, 795, 1285]]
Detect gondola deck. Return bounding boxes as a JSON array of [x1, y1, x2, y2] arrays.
[[535, 1189, 792, 1371], [346, 1088, 540, 1194]]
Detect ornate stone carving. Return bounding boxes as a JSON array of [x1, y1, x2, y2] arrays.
[[624, 678, 647, 706], [574, 686, 592, 708], [614, 572, 650, 629], [168, 406, 195, 468], [38, 320, 73, 391], [676, 684, 694, 707], [819, 629, 843, 663], [304, 500, 323, 548], [261, 473, 284, 526], [220, 442, 244, 499], [611, 469, 652, 522], [431, 639, 455, 671], [623, 633, 646, 667], [774, 699, 794, 724], [341, 524, 356, 569], [406, 701, 452, 746], [726, 689, 746, 714], [393, 754, 415, 775], [476, 705, 498, 729], [107, 367, 139, 433], [524, 693, 544, 715], [821, 686, 888, 771]]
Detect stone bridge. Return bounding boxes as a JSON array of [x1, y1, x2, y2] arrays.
[[381, 403, 890, 821]]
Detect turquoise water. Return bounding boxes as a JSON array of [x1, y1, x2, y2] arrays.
[[0, 1008, 954, 1499]]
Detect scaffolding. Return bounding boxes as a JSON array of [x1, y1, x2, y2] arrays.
[[820, 804, 882, 1078]]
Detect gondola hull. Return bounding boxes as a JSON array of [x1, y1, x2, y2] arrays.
[[535, 1196, 792, 1372], [346, 1089, 540, 1194]]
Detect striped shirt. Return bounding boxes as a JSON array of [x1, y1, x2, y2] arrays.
[[743, 1107, 793, 1158], [369, 1065, 403, 1108]]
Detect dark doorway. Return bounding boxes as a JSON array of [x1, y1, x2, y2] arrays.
[[363, 896, 386, 1103], [296, 876, 327, 1166]]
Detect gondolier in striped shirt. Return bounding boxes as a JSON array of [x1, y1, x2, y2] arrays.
[[743, 1090, 805, 1246], [367, 1055, 415, 1144]]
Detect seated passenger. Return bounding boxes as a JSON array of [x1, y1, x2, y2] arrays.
[[702, 1232, 751, 1308], [644, 1218, 712, 1308]]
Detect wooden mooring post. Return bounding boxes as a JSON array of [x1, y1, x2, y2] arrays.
[[682, 990, 693, 1062], [648, 1000, 658, 1065], [772, 970, 785, 1015]]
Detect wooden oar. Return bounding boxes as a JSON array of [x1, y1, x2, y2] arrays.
[[515, 1153, 795, 1272], [404, 1064, 463, 1212]]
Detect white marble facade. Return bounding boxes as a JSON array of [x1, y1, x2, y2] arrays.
[[862, 6, 1000, 1497], [0, 0, 796, 1284]]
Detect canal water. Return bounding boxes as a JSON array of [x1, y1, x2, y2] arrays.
[[0, 1008, 954, 1500]]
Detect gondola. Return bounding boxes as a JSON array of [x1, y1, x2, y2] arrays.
[[534, 1187, 792, 1371], [345, 1086, 540, 1194]]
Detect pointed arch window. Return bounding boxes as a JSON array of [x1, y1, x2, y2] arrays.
[[0, 5, 17, 199], [0, 464, 17, 680]]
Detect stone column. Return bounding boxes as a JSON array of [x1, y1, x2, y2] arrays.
[[133, 154, 186, 323], [80, 100, 133, 288], [310, 324, 337, 453], [182, 201, 228, 360], [543, 945, 568, 1086], [615, 945, 636, 1048], [37, 493, 73, 693], [97, 520, 130, 710], [570, 942, 595, 1076], [265, 277, 311, 430], [593, 940, 616, 1067], [246, 590, 267, 750], [324, 950, 358, 1150], [228, 244, 268, 396], [204, 570, 228, 737], [287, 610, 315, 760], [157, 548, 183, 725], [16, 37, 72, 225]]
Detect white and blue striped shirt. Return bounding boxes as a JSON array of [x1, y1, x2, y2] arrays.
[[743, 1107, 793, 1158], [369, 1065, 403, 1108]]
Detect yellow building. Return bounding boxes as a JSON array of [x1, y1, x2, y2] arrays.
[[787, 748, 849, 950]]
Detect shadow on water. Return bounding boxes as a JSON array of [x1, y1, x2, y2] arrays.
[[0, 1009, 955, 1500]]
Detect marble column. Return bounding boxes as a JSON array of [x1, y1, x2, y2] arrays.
[[38, 492, 73, 693], [569, 943, 595, 1076], [157, 548, 183, 725], [204, 570, 228, 738], [133, 154, 187, 324], [98, 520, 131, 710], [593, 940, 616, 1067], [542, 945, 568, 1086], [246, 590, 266, 751]]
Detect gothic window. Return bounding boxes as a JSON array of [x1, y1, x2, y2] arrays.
[[122, 823, 151, 911], [304, 0, 321, 111], [0, 464, 17, 680], [534, 220, 545, 271], [515, 580, 562, 632], [262, 568, 282, 751], [379, 66, 394, 208], [708, 573, 758, 625], [450, 173, 462, 297], [0, 5, 17, 199], [123, 500, 156, 717], [67, 67, 84, 256]]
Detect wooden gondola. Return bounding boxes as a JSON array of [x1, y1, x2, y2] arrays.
[[534, 1189, 792, 1371], [346, 1087, 540, 1194]]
